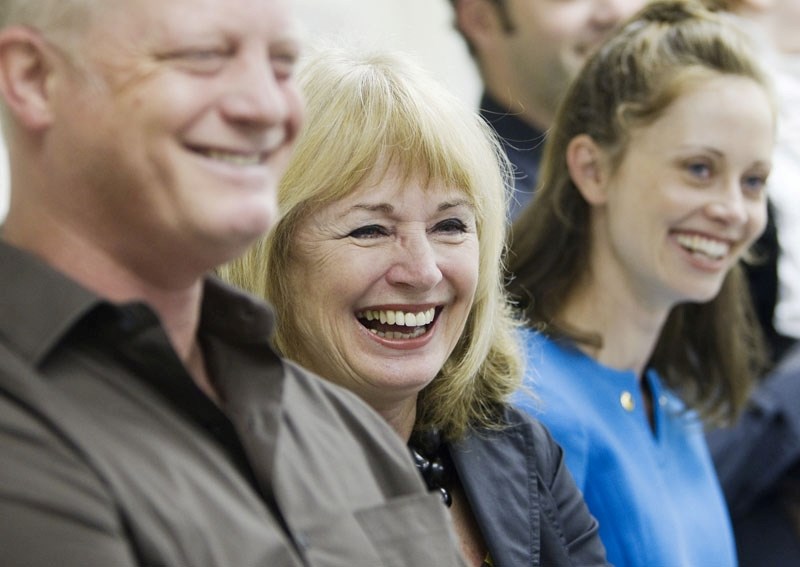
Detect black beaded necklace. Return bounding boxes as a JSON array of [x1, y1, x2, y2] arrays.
[[408, 430, 453, 507]]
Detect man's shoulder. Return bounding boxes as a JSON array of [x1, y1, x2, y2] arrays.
[[280, 358, 405, 447]]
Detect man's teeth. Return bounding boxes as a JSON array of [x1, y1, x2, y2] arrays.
[[676, 234, 729, 259], [205, 149, 263, 166], [356, 308, 436, 327]]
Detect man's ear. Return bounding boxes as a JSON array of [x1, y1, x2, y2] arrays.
[[0, 27, 56, 131], [453, 0, 506, 50], [566, 134, 609, 205]]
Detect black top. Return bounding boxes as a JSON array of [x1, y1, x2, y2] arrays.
[[480, 92, 547, 219]]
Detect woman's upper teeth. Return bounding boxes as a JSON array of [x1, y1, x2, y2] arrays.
[[356, 308, 436, 327], [676, 233, 729, 259]]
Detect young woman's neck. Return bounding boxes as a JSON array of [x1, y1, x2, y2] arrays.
[[559, 279, 670, 380]]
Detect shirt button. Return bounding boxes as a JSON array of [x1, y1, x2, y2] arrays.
[[620, 391, 635, 412], [245, 414, 260, 432]]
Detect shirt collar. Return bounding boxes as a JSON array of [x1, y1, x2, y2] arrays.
[[0, 240, 99, 365], [0, 239, 277, 367]]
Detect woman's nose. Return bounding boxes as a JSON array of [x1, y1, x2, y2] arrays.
[[385, 234, 443, 290], [705, 185, 750, 227]]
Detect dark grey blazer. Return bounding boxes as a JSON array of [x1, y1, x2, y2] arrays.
[[450, 406, 608, 566], [707, 344, 800, 566]]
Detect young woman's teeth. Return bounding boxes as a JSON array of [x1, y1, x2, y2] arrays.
[[676, 234, 729, 259]]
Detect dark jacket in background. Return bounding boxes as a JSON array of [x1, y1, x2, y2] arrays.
[[480, 93, 546, 220], [707, 344, 800, 567]]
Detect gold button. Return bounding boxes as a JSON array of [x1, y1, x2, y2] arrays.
[[620, 391, 635, 412]]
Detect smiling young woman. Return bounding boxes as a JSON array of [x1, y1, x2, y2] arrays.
[[507, 2, 774, 566]]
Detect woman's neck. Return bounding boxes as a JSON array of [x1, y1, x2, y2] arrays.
[[370, 395, 418, 442], [559, 281, 669, 379]]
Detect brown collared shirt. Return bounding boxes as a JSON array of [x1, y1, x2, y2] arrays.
[[0, 240, 465, 567]]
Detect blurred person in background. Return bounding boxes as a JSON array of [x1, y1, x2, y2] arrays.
[[447, 0, 645, 217]]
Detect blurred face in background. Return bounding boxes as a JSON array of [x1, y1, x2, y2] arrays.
[[490, 0, 645, 125]]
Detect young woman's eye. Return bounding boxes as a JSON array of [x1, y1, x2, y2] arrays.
[[742, 173, 768, 196], [433, 218, 468, 234], [686, 161, 712, 180], [348, 225, 389, 239]]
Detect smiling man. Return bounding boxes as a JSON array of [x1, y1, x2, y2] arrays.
[[0, 1, 465, 565]]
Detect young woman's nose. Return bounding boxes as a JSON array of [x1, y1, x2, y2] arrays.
[[705, 183, 750, 227]]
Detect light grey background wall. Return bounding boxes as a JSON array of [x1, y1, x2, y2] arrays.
[[0, 0, 480, 223], [295, 0, 480, 104]]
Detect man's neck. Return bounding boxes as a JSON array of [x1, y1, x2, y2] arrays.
[[483, 83, 551, 133], [4, 213, 207, 377]]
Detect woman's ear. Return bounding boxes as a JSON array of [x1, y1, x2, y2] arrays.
[[566, 134, 609, 205], [0, 27, 57, 131]]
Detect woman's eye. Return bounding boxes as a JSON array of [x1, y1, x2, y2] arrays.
[[686, 161, 712, 180], [433, 218, 468, 234], [348, 225, 389, 239], [742, 173, 768, 195]]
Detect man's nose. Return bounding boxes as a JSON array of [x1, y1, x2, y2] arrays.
[[219, 49, 291, 128]]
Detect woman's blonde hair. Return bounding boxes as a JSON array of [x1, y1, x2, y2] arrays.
[[220, 46, 522, 440], [507, 0, 771, 424]]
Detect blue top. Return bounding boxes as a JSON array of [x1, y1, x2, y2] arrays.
[[516, 329, 737, 567]]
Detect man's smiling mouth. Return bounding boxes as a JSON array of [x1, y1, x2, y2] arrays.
[[188, 146, 269, 166]]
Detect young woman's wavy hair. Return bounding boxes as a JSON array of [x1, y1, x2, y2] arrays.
[[220, 46, 523, 440], [507, 0, 771, 424]]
